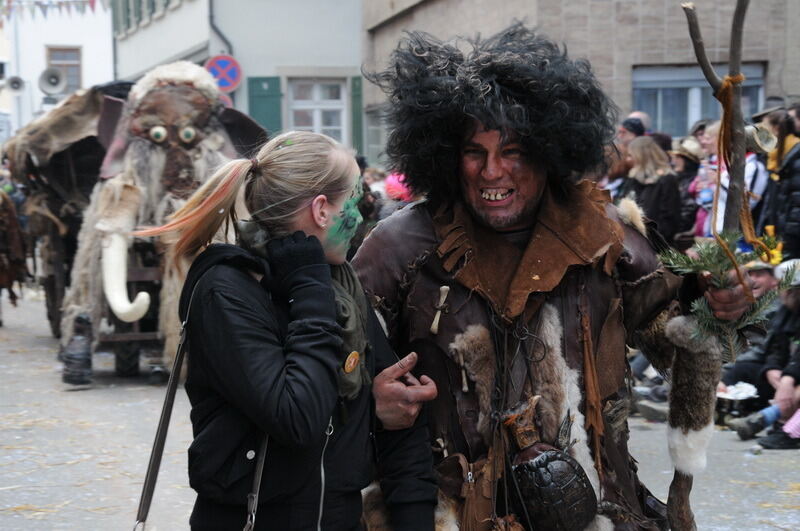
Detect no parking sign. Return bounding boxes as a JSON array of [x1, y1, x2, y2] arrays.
[[204, 55, 242, 93]]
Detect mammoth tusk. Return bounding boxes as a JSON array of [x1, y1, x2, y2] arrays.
[[101, 232, 150, 322]]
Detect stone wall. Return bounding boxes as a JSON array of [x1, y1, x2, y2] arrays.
[[364, 0, 798, 114]]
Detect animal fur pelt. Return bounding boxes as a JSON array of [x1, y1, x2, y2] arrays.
[[361, 482, 459, 531], [616, 197, 647, 237], [663, 314, 722, 530], [664, 315, 722, 474], [447, 304, 613, 530], [9, 88, 104, 172]]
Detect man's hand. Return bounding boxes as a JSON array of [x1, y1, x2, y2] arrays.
[[766, 369, 783, 390], [773, 376, 797, 417], [704, 270, 753, 321], [373, 352, 438, 430]]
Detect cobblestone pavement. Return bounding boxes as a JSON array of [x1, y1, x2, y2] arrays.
[[1, 290, 799, 530]]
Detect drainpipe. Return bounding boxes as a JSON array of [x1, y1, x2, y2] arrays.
[[209, 0, 233, 55], [208, 0, 234, 105]]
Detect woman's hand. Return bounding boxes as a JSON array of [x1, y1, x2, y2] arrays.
[[267, 231, 327, 280], [373, 352, 438, 430], [266, 231, 336, 321]]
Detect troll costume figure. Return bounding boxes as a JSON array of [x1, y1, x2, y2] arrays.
[[355, 24, 748, 530]]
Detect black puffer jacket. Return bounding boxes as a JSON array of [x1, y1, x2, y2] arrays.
[[760, 143, 800, 258], [179, 244, 437, 530]]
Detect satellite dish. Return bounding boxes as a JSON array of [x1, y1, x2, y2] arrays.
[[7, 76, 25, 94], [38, 67, 67, 95]]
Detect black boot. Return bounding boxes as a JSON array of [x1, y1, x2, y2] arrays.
[[62, 314, 93, 385]]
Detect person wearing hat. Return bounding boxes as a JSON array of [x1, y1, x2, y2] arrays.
[[728, 259, 800, 444], [616, 116, 645, 146], [670, 136, 705, 242]]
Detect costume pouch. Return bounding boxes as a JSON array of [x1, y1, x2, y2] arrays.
[[435, 449, 525, 531]]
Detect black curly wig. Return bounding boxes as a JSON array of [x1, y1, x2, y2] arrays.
[[367, 22, 617, 204]]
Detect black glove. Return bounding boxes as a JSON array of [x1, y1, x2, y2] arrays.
[[266, 231, 335, 321]]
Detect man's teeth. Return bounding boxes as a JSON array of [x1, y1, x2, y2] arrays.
[[481, 189, 512, 201]]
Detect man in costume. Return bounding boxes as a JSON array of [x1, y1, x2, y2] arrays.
[[355, 24, 748, 530], [0, 187, 26, 327]]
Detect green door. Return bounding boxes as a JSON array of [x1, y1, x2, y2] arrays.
[[248, 77, 282, 135]]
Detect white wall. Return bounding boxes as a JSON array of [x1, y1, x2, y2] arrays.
[[115, 0, 209, 80], [7, 7, 113, 133], [212, 0, 362, 112]]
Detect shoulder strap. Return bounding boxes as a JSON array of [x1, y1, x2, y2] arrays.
[[133, 269, 270, 531], [133, 274, 205, 529]]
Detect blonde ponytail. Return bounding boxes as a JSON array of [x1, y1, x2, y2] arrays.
[[136, 130, 356, 261], [136, 158, 253, 259]]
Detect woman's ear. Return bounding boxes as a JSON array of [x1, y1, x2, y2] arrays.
[[310, 194, 330, 229]]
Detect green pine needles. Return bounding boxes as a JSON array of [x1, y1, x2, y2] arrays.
[[660, 232, 795, 360]]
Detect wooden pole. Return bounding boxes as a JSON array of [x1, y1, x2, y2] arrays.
[[682, 0, 751, 232]]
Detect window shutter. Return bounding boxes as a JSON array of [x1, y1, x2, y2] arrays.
[[248, 77, 283, 136], [350, 76, 364, 154]]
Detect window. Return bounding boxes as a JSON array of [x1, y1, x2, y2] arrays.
[[632, 64, 764, 137], [288, 79, 347, 143], [47, 47, 81, 94]]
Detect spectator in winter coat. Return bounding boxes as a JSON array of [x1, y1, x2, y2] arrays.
[[618, 135, 682, 243], [759, 110, 800, 258]]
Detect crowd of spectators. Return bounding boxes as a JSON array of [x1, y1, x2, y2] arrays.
[[600, 106, 800, 450]]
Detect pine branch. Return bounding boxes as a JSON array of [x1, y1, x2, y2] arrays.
[[661, 233, 790, 360]]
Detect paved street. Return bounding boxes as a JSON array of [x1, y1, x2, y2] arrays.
[[1, 289, 799, 530]]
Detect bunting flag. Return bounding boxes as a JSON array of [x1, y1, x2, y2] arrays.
[[0, 1, 108, 21]]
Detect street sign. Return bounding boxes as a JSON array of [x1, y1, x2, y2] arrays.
[[204, 55, 242, 93]]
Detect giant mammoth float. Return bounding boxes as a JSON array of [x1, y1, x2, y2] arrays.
[[60, 61, 266, 384]]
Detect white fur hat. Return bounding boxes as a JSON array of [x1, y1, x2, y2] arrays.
[[129, 61, 220, 104]]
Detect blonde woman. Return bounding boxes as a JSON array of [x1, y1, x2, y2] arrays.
[[140, 131, 437, 530], [619, 135, 682, 242]]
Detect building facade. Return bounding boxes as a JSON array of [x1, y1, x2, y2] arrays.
[[363, 0, 799, 161], [3, 5, 113, 138], [112, 0, 365, 154]]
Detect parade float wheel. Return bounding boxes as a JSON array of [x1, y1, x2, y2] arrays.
[[114, 342, 141, 377]]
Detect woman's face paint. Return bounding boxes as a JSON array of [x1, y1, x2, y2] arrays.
[[324, 173, 363, 262]]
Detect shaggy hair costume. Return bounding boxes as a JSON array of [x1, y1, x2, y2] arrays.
[[367, 22, 616, 202]]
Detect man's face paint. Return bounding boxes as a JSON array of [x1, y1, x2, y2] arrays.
[[324, 174, 364, 261], [459, 126, 547, 232]]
